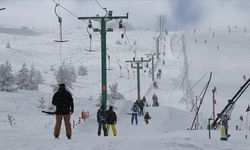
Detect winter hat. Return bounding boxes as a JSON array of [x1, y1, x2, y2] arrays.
[[59, 83, 65, 88], [109, 106, 113, 110]]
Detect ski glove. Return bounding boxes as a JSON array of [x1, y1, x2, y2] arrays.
[[70, 109, 74, 114]]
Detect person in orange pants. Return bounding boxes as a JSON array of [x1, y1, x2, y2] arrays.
[[52, 83, 74, 139], [106, 106, 117, 136]]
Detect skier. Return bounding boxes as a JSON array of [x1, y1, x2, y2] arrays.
[[153, 81, 158, 89], [152, 94, 159, 107], [106, 106, 117, 136], [144, 112, 151, 124], [243, 75, 246, 82], [97, 105, 108, 136], [52, 83, 74, 139], [139, 100, 145, 116], [142, 96, 147, 106], [221, 114, 230, 138], [131, 102, 139, 125]]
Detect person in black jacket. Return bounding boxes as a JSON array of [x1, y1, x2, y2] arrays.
[[52, 83, 74, 139], [106, 106, 117, 136], [97, 105, 108, 136]]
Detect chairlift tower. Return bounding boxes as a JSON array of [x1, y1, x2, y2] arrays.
[[126, 57, 151, 101], [78, 11, 128, 108], [145, 53, 156, 81]]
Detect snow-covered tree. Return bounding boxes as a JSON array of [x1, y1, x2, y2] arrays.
[[28, 65, 43, 90], [78, 65, 88, 76], [28, 64, 38, 90], [16, 62, 36, 90], [16, 63, 29, 89], [107, 83, 124, 105], [34, 70, 43, 84], [0, 61, 16, 92], [54, 63, 77, 89]]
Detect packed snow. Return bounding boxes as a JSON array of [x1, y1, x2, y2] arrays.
[[0, 25, 250, 150]]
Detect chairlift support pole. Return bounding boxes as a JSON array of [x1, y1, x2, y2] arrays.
[[78, 12, 128, 108], [126, 57, 151, 101], [146, 53, 156, 81]]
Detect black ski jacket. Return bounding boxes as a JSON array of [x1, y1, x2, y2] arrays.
[[52, 87, 74, 115], [97, 108, 107, 123], [106, 109, 117, 124]]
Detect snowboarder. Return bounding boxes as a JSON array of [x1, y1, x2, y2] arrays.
[[52, 83, 74, 139], [97, 105, 108, 136], [144, 112, 151, 124], [131, 102, 139, 125], [106, 106, 117, 136]]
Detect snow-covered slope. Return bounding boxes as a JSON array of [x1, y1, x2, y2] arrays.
[[0, 27, 250, 150]]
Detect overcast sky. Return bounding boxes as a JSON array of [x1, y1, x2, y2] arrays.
[[0, 0, 250, 30]]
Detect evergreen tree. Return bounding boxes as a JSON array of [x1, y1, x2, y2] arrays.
[[28, 64, 39, 90], [54, 63, 77, 89], [17, 63, 31, 90], [34, 70, 43, 84], [0, 61, 16, 91]]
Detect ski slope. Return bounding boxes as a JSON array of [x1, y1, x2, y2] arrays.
[[0, 26, 250, 150]]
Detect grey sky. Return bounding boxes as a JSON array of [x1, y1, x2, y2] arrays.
[[0, 0, 250, 30]]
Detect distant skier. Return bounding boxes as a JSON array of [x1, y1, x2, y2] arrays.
[[152, 94, 159, 107], [153, 81, 158, 89], [144, 112, 151, 124], [243, 75, 246, 82], [97, 105, 108, 136], [131, 102, 139, 125], [52, 83, 74, 139], [106, 106, 117, 136], [142, 96, 147, 106]]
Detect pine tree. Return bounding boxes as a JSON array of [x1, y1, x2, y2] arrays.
[[28, 64, 38, 90], [34, 70, 43, 84], [55, 63, 77, 89], [0, 61, 16, 92], [17, 63, 31, 90]]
